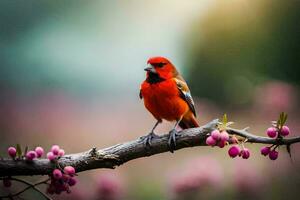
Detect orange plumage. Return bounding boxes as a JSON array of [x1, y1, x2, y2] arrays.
[[141, 79, 189, 122], [140, 56, 199, 151]]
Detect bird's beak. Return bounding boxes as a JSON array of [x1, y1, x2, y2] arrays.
[[144, 64, 157, 74]]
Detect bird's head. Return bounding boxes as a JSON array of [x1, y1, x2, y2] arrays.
[[144, 57, 178, 80]]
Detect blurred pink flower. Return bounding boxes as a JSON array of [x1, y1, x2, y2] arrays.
[[233, 161, 265, 195], [254, 81, 298, 115], [96, 172, 124, 200], [168, 156, 223, 198]]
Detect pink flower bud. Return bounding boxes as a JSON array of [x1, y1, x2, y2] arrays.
[[218, 140, 226, 148], [53, 169, 63, 179], [68, 177, 77, 186], [58, 149, 65, 157], [280, 126, 290, 136], [220, 131, 229, 142], [206, 136, 217, 146], [51, 145, 60, 155], [62, 174, 70, 182], [267, 127, 277, 138], [230, 136, 238, 144], [260, 146, 270, 156], [3, 178, 12, 187], [64, 166, 75, 176], [269, 150, 278, 160], [211, 130, 221, 140], [26, 151, 37, 161], [7, 147, 17, 158], [241, 148, 250, 159], [228, 145, 240, 158], [47, 152, 56, 161], [35, 147, 44, 158]]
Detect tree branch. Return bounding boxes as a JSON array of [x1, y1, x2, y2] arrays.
[[0, 119, 299, 177], [0, 177, 51, 199]]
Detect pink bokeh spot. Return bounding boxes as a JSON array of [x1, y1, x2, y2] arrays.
[[254, 81, 298, 114], [96, 172, 124, 200], [234, 161, 265, 194], [168, 156, 224, 196]]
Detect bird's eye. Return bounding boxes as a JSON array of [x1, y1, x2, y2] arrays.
[[153, 62, 167, 68]]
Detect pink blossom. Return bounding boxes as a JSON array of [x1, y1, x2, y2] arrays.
[[280, 126, 290, 136], [35, 147, 44, 158], [269, 150, 278, 160], [266, 127, 277, 138], [26, 151, 37, 161], [58, 149, 65, 157], [53, 169, 63, 179], [206, 136, 217, 146], [64, 166, 75, 176], [47, 152, 56, 161], [241, 148, 250, 159], [7, 147, 17, 158], [260, 146, 270, 156], [51, 145, 60, 155], [211, 130, 221, 140], [220, 131, 229, 142], [228, 145, 240, 158]]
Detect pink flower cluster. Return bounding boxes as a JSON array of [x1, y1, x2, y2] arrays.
[[261, 125, 290, 160], [266, 126, 290, 138], [206, 130, 229, 148], [7, 145, 65, 162], [5, 144, 76, 195], [47, 166, 77, 195], [206, 129, 250, 159], [47, 145, 65, 162], [7, 146, 45, 161], [228, 145, 250, 159]]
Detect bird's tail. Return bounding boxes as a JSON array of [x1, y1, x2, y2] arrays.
[[179, 113, 199, 129]]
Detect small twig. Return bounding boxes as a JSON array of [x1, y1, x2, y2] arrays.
[[0, 178, 51, 200], [226, 127, 300, 145]]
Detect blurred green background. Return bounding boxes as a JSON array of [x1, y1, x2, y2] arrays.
[[0, 0, 300, 199]]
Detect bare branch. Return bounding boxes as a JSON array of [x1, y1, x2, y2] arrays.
[[0, 177, 51, 199], [0, 119, 299, 177]]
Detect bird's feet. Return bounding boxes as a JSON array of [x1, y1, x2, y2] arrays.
[[140, 132, 160, 148], [168, 129, 179, 153]]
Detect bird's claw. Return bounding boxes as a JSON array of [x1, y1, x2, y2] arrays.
[[168, 129, 179, 153], [140, 132, 160, 148]]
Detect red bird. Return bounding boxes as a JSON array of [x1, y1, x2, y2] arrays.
[[140, 56, 199, 152]]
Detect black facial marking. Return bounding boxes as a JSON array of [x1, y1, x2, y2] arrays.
[[146, 72, 166, 84], [152, 62, 167, 68]]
